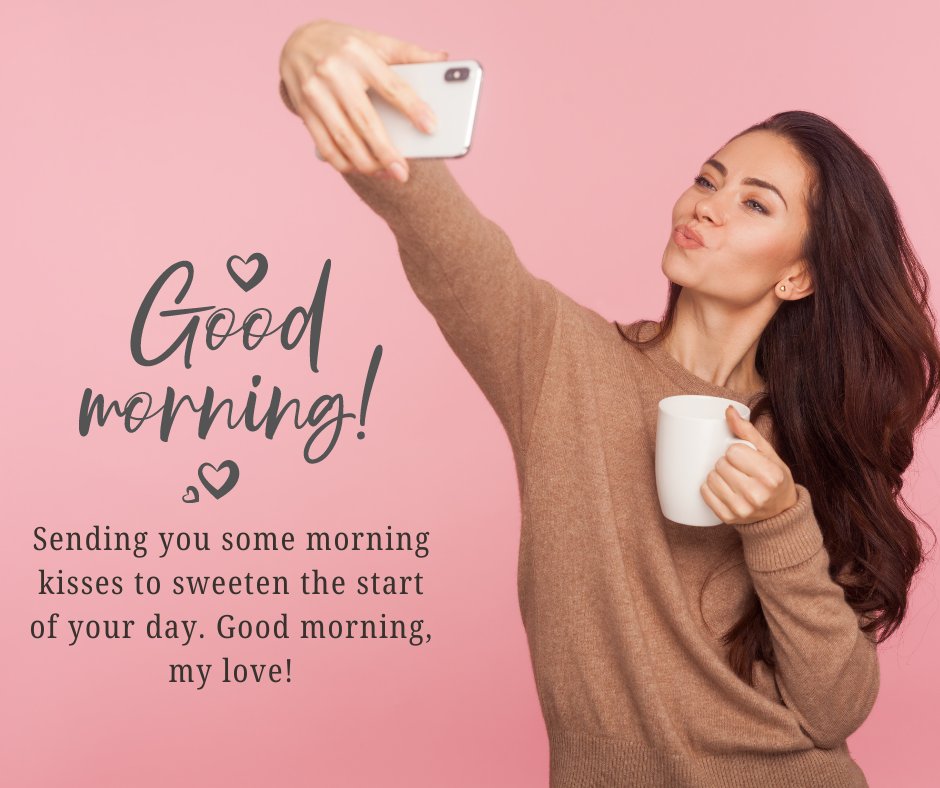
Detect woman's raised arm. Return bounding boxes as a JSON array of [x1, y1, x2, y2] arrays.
[[278, 19, 560, 465]]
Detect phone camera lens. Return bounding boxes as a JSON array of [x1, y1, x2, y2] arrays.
[[444, 68, 469, 82]]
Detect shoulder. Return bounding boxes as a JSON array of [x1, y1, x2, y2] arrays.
[[553, 289, 651, 350]]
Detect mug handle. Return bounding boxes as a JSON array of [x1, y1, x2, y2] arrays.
[[727, 437, 757, 452]]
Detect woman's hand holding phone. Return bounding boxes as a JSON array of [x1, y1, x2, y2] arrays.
[[278, 19, 448, 183]]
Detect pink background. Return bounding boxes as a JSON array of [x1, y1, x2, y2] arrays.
[[3, 1, 938, 786]]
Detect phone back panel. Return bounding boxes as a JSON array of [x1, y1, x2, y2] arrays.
[[372, 59, 483, 159]]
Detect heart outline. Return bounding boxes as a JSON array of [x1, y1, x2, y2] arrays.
[[226, 252, 268, 292], [197, 460, 240, 500]]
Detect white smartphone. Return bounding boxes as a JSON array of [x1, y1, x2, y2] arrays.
[[316, 59, 483, 161]]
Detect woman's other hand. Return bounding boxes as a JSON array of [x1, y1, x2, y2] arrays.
[[278, 19, 448, 182], [700, 406, 800, 525]]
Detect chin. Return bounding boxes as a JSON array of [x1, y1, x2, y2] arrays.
[[661, 252, 690, 286]]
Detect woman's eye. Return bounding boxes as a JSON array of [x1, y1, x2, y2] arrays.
[[693, 175, 768, 215]]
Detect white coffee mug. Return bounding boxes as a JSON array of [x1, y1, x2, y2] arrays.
[[655, 395, 757, 526]]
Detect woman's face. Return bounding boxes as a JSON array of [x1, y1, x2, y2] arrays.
[[662, 130, 813, 306]]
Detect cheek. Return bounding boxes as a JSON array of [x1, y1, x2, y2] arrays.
[[714, 245, 787, 296], [672, 190, 696, 216], [674, 192, 695, 214], [731, 227, 792, 270]]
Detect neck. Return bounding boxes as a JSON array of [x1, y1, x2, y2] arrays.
[[659, 301, 768, 395]]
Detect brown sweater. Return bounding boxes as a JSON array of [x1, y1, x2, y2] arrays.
[[340, 159, 879, 787]]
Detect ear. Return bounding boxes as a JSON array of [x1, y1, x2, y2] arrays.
[[781, 262, 814, 299]]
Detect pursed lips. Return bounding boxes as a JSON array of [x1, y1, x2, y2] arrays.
[[676, 224, 705, 246]]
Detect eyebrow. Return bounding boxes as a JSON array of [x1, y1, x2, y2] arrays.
[[703, 158, 788, 211]]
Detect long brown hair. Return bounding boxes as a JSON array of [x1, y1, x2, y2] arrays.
[[618, 110, 940, 687]]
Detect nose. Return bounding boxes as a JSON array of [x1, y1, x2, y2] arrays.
[[694, 199, 717, 225]]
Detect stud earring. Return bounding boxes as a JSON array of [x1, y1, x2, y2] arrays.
[[779, 285, 786, 291]]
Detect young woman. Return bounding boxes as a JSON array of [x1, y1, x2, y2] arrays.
[[278, 19, 940, 787]]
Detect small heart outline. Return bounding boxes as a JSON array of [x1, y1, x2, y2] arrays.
[[226, 252, 268, 292]]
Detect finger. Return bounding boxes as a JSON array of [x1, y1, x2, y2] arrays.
[[326, 48, 413, 177], [700, 482, 736, 524], [714, 456, 764, 508], [714, 454, 751, 488], [722, 441, 764, 473], [279, 77, 300, 116], [298, 105, 354, 173], [723, 443, 787, 492], [281, 68, 355, 172], [705, 469, 752, 519], [300, 68, 383, 173], [344, 36, 440, 136], [366, 31, 449, 67]]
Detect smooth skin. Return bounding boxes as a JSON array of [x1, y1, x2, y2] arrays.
[[661, 130, 816, 524], [278, 19, 448, 182], [276, 22, 807, 526]]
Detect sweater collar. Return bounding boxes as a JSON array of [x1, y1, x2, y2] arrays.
[[627, 319, 767, 408]]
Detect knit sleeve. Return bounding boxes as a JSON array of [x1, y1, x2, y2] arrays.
[[340, 160, 560, 462], [731, 483, 880, 749]]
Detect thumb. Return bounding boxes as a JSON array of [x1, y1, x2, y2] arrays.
[[726, 405, 748, 431], [726, 404, 775, 457], [726, 405, 763, 444]]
